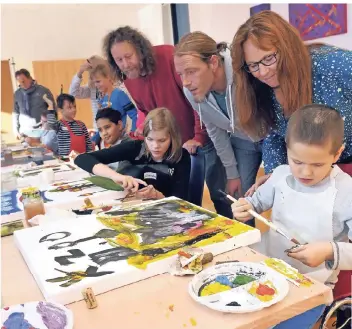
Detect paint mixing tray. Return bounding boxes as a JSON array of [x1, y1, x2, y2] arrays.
[[188, 262, 289, 313], [1, 301, 73, 329]]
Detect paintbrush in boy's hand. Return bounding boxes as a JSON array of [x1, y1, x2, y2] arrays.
[[218, 189, 302, 245]]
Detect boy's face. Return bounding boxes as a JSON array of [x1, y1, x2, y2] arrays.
[[60, 100, 76, 121], [287, 142, 343, 186], [97, 118, 123, 146]]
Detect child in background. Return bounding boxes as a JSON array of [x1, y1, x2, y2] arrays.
[[75, 108, 191, 200], [90, 64, 137, 132], [95, 107, 131, 171], [232, 104, 352, 329], [24, 97, 58, 154], [46, 94, 93, 156]]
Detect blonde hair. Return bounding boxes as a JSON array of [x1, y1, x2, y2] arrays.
[[143, 108, 183, 163], [174, 31, 227, 65], [87, 56, 116, 88]]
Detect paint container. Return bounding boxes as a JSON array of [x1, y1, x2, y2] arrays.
[[21, 187, 46, 225], [82, 287, 98, 309]]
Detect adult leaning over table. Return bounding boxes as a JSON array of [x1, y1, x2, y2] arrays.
[[231, 10, 352, 196], [231, 10, 352, 329]]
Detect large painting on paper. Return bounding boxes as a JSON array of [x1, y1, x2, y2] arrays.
[[289, 4, 348, 41], [250, 3, 271, 17], [14, 197, 261, 304]]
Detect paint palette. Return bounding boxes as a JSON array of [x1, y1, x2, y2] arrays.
[[1, 301, 73, 329], [188, 262, 289, 313]]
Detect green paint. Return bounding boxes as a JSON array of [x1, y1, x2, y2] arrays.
[[232, 274, 256, 287]]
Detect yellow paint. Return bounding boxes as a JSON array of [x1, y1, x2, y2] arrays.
[[165, 312, 170, 318], [97, 200, 254, 270], [248, 280, 277, 302], [264, 258, 313, 287], [190, 318, 197, 326], [183, 324, 187, 327], [200, 282, 231, 296]]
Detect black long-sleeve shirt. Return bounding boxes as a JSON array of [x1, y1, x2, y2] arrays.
[[74, 140, 191, 200]]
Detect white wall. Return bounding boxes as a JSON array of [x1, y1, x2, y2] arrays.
[[1, 3, 166, 80], [189, 3, 352, 49]]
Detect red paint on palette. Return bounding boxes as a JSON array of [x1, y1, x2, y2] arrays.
[[256, 283, 275, 296]]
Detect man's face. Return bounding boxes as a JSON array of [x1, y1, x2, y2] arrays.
[[16, 74, 32, 89], [174, 54, 216, 103]]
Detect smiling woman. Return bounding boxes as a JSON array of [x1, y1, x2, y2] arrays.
[[231, 10, 352, 177]]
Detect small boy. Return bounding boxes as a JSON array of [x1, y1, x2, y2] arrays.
[[24, 106, 58, 154], [233, 104, 352, 285], [95, 107, 131, 171], [233, 104, 352, 328], [46, 94, 92, 156]]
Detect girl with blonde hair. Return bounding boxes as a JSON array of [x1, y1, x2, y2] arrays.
[[75, 108, 191, 199]]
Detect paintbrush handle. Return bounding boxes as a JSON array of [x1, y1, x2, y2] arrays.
[[225, 194, 284, 235]]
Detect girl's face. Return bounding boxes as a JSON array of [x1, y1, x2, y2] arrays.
[[92, 73, 112, 93], [145, 128, 171, 161], [243, 39, 280, 88], [97, 118, 123, 146]]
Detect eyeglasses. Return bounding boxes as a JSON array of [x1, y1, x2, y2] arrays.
[[243, 52, 278, 73]]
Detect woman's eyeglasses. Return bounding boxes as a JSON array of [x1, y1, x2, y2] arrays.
[[243, 52, 278, 73]]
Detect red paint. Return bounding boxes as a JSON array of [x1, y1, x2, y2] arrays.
[[256, 284, 275, 296], [187, 227, 217, 237], [3, 307, 9, 310]]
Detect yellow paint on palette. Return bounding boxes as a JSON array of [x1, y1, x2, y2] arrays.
[[190, 318, 197, 326], [200, 282, 231, 296], [263, 258, 313, 287]]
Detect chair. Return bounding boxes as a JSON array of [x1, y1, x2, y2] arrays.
[[188, 148, 206, 206]]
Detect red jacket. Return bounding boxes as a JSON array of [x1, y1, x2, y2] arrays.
[[124, 45, 209, 145]]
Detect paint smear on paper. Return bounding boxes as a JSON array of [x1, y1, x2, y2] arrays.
[[264, 258, 313, 287], [190, 317, 197, 326]]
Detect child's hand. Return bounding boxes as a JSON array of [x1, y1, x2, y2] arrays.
[[43, 94, 54, 110], [231, 198, 254, 222], [287, 242, 333, 267], [136, 185, 164, 200], [113, 174, 147, 193]]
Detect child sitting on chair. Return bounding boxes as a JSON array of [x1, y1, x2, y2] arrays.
[[46, 93, 93, 156], [24, 97, 58, 154], [232, 104, 352, 329], [95, 107, 131, 171]]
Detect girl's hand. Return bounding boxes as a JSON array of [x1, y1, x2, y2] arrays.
[[287, 242, 333, 267], [245, 174, 272, 197], [231, 198, 254, 222], [113, 174, 147, 193], [136, 185, 164, 199]]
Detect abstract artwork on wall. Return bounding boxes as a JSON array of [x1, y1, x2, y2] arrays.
[[289, 4, 348, 41], [250, 3, 271, 17], [14, 197, 261, 304]]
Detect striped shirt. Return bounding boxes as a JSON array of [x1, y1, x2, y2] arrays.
[[47, 112, 93, 156]]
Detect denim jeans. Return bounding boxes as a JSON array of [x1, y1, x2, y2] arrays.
[[200, 136, 262, 225], [272, 304, 326, 329]]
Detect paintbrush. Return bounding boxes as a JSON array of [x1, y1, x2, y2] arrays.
[[217, 189, 301, 245]]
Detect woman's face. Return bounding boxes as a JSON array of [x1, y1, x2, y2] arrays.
[[92, 73, 112, 93], [145, 128, 171, 162], [243, 39, 279, 88], [110, 41, 141, 79]]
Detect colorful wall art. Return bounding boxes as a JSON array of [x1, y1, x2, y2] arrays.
[[250, 3, 271, 16], [14, 197, 261, 304], [289, 4, 348, 41]]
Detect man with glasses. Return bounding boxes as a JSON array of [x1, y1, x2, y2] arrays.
[[174, 31, 263, 224]]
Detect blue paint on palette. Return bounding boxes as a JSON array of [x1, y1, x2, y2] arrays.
[[3, 312, 36, 329]]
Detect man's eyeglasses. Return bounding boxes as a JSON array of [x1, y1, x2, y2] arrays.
[[243, 52, 278, 73]]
